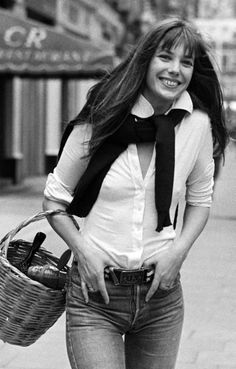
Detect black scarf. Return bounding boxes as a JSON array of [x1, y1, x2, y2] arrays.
[[59, 109, 187, 232]]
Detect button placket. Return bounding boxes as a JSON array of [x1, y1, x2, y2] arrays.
[[128, 144, 144, 187], [128, 145, 146, 244]]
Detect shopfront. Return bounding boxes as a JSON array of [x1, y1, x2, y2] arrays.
[[0, 9, 114, 183]]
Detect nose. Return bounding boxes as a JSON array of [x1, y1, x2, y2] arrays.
[[168, 59, 180, 75]]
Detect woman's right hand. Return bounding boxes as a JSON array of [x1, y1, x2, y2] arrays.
[[42, 199, 110, 304], [73, 241, 111, 305], [42, 199, 110, 303]]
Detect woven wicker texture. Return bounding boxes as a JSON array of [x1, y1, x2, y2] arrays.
[[0, 209, 77, 346]]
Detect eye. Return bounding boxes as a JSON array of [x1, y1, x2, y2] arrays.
[[158, 53, 171, 61], [182, 58, 194, 67]]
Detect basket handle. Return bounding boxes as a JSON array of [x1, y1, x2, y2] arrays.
[[0, 209, 79, 257]]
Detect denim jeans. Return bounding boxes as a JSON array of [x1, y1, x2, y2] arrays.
[[66, 263, 184, 369]]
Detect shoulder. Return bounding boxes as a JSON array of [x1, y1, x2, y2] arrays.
[[185, 109, 210, 126], [184, 109, 211, 136], [62, 123, 92, 158], [71, 123, 92, 142]]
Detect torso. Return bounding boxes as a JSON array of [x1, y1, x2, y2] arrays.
[[77, 110, 213, 269]]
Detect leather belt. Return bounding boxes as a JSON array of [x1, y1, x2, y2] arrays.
[[104, 266, 154, 286]]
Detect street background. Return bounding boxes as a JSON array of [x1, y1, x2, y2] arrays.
[[1, 1, 236, 368], [0, 140, 235, 369]]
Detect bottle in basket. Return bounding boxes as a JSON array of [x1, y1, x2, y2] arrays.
[[27, 249, 71, 290], [28, 265, 67, 290]]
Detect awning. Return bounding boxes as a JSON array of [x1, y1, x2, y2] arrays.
[[0, 9, 115, 76]]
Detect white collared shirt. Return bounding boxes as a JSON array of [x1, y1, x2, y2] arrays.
[[44, 91, 214, 269]]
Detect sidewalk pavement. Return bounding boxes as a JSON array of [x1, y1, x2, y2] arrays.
[[0, 142, 236, 369]]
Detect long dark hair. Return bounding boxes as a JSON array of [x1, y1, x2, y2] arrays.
[[71, 17, 228, 157]]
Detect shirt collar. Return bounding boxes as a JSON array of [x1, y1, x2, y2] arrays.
[[131, 90, 193, 118]]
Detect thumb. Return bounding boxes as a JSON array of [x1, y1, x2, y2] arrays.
[[81, 280, 89, 304], [145, 270, 161, 302], [142, 258, 155, 269]]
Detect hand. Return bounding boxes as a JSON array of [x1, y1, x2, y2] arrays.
[[74, 243, 111, 305], [143, 245, 185, 302]]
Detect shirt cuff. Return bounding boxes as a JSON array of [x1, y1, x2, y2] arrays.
[[186, 162, 214, 207], [44, 171, 73, 205]]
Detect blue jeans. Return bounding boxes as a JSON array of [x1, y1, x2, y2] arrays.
[[66, 263, 184, 369]]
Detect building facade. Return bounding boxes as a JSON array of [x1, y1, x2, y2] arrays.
[[1, 0, 236, 184], [0, 0, 123, 183]]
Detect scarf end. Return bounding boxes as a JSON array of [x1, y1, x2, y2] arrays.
[[156, 212, 172, 232]]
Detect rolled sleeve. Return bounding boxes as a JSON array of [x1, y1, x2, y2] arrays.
[[44, 170, 73, 204], [186, 160, 214, 207], [44, 123, 91, 205], [186, 116, 214, 207]]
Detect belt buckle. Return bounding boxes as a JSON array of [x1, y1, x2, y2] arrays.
[[120, 269, 145, 285], [108, 267, 147, 286]]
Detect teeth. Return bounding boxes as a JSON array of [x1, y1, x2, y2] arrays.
[[162, 79, 178, 87]]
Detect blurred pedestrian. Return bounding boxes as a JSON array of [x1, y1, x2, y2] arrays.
[[43, 17, 228, 369]]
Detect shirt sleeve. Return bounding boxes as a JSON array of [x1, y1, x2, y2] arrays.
[[44, 124, 92, 204], [185, 115, 215, 207]]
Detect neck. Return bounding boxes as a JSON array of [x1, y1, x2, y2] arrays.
[[152, 102, 173, 115], [142, 92, 172, 115], [154, 105, 171, 115]]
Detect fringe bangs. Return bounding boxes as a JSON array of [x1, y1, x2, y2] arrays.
[[160, 25, 204, 58]]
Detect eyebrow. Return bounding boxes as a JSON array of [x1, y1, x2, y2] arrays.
[[160, 48, 194, 59]]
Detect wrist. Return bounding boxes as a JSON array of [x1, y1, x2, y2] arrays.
[[174, 239, 192, 261], [67, 232, 84, 257]]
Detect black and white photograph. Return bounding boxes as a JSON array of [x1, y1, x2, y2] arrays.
[[0, 1, 236, 368]]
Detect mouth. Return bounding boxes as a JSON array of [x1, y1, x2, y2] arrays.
[[159, 77, 180, 88]]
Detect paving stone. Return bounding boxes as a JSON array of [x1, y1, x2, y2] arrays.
[[196, 351, 236, 366]]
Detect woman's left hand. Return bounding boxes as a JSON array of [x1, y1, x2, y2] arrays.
[[143, 245, 186, 302]]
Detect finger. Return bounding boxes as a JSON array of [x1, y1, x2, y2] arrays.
[[81, 280, 89, 304], [97, 277, 109, 305], [145, 273, 160, 302], [87, 283, 97, 293]]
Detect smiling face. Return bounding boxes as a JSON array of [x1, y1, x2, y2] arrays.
[[143, 43, 194, 114]]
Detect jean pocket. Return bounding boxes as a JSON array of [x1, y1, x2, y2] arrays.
[[67, 263, 82, 298], [68, 263, 104, 304], [158, 274, 181, 293]]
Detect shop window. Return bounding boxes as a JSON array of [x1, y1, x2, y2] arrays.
[[84, 8, 91, 28], [0, 0, 15, 9], [222, 48, 236, 73], [222, 54, 228, 73], [26, 8, 55, 26], [68, 3, 79, 25], [79, 7, 90, 29], [101, 22, 111, 41]]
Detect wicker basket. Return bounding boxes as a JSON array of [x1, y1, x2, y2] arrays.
[[0, 209, 78, 347]]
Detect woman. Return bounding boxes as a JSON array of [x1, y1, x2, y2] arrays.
[[43, 18, 228, 369]]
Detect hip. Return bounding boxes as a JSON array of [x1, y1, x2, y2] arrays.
[[66, 262, 184, 329]]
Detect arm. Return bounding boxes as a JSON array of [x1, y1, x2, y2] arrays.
[[43, 124, 110, 304], [43, 197, 110, 304], [144, 116, 214, 301], [175, 203, 209, 258], [144, 204, 210, 302]]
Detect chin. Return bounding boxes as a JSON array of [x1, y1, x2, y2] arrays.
[[162, 89, 183, 100], [158, 92, 179, 102]]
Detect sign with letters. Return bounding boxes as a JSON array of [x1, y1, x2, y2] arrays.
[[0, 9, 114, 75]]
